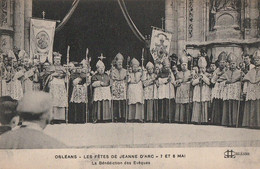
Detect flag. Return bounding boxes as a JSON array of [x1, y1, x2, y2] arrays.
[[150, 28, 172, 63], [30, 18, 56, 64]]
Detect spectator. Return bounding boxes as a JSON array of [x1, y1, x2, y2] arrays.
[[0, 91, 67, 149], [0, 96, 19, 135]]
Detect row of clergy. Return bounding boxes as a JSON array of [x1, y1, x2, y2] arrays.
[[1, 49, 260, 128]]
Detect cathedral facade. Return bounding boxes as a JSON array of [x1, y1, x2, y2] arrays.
[[165, 0, 260, 61], [1, 0, 260, 61]]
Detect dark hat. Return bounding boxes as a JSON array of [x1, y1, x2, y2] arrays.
[[0, 96, 18, 125], [218, 52, 228, 62]]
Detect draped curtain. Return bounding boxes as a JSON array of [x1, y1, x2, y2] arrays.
[[55, 0, 80, 32], [117, 0, 147, 44]]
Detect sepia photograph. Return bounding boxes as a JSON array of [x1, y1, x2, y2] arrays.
[[0, 0, 260, 168]]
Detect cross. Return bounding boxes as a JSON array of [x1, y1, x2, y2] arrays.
[[141, 48, 145, 68], [161, 17, 165, 30], [98, 53, 106, 61], [42, 11, 46, 19], [141, 48, 145, 62]]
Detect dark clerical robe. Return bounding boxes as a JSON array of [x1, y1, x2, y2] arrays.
[[143, 72, 157, 122], [211, 68, 226, 125], [157, 69, 175, 122], [219, 69, 243, 126], [69, 72, 88, 123], [175, 70, 192, 123], [242, 67, 260, 128]]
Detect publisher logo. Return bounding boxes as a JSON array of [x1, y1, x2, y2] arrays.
[[224, 150, 235, 158], [224, 150, 250, 158]]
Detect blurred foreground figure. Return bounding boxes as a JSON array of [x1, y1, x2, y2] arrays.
[[0, 91, 67, 149], [0, 96, 19, 135]]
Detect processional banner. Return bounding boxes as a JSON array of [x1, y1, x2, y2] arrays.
[[30, 18, 56, 64], [150, 28, 172, 63]]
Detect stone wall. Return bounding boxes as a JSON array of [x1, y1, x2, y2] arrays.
[[0, 0, 32, 54], [0, 0, 14, 53], [165, 0, 260, 62]]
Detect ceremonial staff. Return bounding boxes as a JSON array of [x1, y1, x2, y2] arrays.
[[110, 59, 115, 122], [141, 48, 145, 122], [168, 57, 172, 123], [88, 57, 92, 122], [85, 48, 89, 123], [156, 65, 159, 122], [10, 56, 14, 95], [184, 49, 193, 124], [152, 66, 156, 122], [0, 55, 3, 97], [199, 71, 203, 125], [97, 53, 107, 122], [65, 46, 70, 124], [125, 56, 130, 122], [236, 71, 243, 128]]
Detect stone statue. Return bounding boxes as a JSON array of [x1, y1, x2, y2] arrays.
[[209, 0, 240, 30], [212, 0, 239, 12]]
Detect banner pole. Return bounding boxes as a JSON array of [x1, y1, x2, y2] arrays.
[[110, 61, 114, 122], [141, 48, 145, 122], [125, 56, 130, 122], [65, 46, 70, 124], [85, 48, 89, 123]]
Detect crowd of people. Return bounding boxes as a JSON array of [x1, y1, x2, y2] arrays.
[[1, 48, 260, 129]]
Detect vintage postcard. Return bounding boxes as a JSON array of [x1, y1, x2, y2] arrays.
[[0, 0, 260, 168]]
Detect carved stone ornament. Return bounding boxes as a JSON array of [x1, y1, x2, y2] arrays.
[[188, 0, 194, 38], [1, 0, 8, 27]]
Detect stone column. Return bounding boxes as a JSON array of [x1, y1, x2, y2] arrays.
[[190, 0, 208, 42], [248, 0, 259, 38], [24, 0, 32, 54], [0, 0, 14, 53], [177, 0, 187, 58], [14, 0, 24, 50], [165, 0, 175, 55]]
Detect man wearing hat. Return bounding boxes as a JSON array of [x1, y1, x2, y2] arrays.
[[39, 59, 51, 90], [69, 62, 87, 123], [3, 51, 18, 98], [191, 57, 211, 124], [127, 58, 144, 122], [156, 58, 175, 123], [143, 61, 157, 122], [242, 49, 260, 128], [20, 52, 35, 94], [0, 96, 19, 135], [48, 52, 67, 123], [7, 50, 24, 101], [218, 53, 244, 127], [110, 53, 127, 122], [91, 60, 111, 122], [0, 91, 67, 149], [211, 52, 228, 125], [175, 55, 192, 123]]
